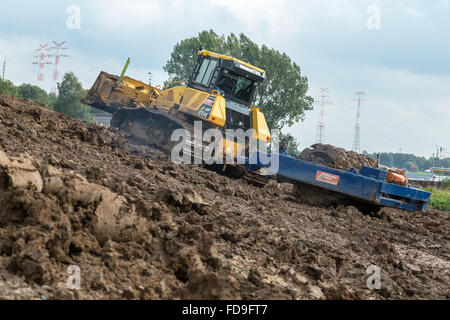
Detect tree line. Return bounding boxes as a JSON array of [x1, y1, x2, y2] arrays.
[[364, 151, 450, 172], [0, 72, 99, 123]]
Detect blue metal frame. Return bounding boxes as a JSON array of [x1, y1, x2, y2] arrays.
[[246, 152, 430, 212]]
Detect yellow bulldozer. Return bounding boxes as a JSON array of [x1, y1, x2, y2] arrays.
[[83, 49, 272, 179]]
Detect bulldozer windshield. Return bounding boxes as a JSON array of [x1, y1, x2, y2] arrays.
[[194, 58, 218, 87], [189, 53, 259, 105]]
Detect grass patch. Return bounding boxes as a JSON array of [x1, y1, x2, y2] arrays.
[[444, 179, 450, 190], [406, 171, 431, 175], [425, 186, 450, 212]]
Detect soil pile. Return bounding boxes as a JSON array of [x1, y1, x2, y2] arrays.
[[299, 144, 378, 171], [0, 93, 448, 300]]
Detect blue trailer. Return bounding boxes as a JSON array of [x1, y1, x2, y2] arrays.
[[246, 152, 431, 212]]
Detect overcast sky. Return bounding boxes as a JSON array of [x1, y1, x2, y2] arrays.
[[0, 0, 449, 157]]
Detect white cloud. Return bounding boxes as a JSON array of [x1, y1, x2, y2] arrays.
[[92, 0, 167, 31], [87, 0, 365, 39], [210, 0, 364, 36], [394, 0, 427, 19]]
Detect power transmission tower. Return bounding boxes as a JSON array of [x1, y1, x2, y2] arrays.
[[314, 88, 333, 144], [2, 59, 5, 80], [32, 44, 52, 90], [49, 41, 69, 95], [352, 91, 366, 153]]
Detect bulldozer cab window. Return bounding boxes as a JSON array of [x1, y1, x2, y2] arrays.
[[194, 58, 218, 87], [216, 70, 253, 103]]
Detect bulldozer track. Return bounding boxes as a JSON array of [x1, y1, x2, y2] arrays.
[[110, 106, 270, 186]]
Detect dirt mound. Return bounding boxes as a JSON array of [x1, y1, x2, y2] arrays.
[[299, 144, 378, 171], [0, 93, 448, 300]]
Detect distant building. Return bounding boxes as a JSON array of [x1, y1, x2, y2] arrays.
[[431, 167, 450, 174]]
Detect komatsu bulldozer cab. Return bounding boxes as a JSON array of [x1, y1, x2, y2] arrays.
[[189, 50, 265, 105], [188, 50, 266, 131]]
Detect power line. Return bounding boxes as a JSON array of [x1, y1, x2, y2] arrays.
[[31, 44, 52, 90], [49, 41, 69, 95], [351, 91, 366, 153], [325, 93, 436, 156], [314, 88, 333, 144]]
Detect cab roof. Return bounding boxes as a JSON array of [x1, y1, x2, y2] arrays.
[[198, 50, 265, 75]]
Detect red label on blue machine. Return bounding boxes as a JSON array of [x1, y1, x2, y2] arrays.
[[315, 171, 340, 185]]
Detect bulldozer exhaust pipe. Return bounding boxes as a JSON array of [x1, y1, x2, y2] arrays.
[[119, 57, 131, 83]]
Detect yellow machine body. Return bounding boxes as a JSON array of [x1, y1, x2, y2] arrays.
[[83, 50, 271, 159]]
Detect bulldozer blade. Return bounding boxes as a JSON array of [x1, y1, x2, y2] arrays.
[[82, 71, 161, 115], [82, 72, 121, 114]]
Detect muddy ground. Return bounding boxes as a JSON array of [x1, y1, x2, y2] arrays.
[[0, 93, 448, 300]]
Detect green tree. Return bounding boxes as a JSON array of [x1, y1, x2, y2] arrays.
[[280, 133, 301, 155], [17, 83, 51, 106], [164, 30, 225, 83], [164, 30, 314, 130], [47, 92, 58, 109], [0, 78, 18, 97], [53, 72, 94, 123]]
